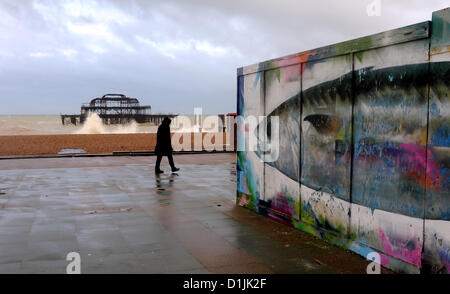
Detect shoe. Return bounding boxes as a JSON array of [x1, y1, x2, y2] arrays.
[[155, 169, 164, 174], [171, 167, 180, 172]]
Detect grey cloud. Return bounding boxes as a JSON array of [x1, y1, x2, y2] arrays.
[[0, 0, 447, 114]]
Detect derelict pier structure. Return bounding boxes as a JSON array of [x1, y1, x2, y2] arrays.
[[61, 94, 177, 125]]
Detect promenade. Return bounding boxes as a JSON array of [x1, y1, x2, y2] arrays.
[[0, 153, 391, 274]]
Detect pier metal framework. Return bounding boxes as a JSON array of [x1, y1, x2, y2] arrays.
[[61, 94, 176, 125]]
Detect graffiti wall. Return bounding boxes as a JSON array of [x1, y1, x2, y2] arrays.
[[236, 8, 450, 273], [236, 72, 264, 212], [263, 64, 301, 222], [423, 8, 450, 274], [301, 55, 353, 237]]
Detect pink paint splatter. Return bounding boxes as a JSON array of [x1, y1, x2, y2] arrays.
[[398, 144, 442, 190], [379, 253, 391, 267], [378, 228, 422, 267], [238, 194, 250, 207], [270, 193, 293, 217], [242, 175, 250, 195]]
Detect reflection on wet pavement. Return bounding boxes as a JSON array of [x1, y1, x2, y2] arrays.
[[0, 154, 385, 274]]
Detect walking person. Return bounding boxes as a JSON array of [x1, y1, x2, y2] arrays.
[[154, 117, 180, 174]]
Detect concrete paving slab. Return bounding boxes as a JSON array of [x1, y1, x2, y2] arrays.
[[0, 153, 393, 274]]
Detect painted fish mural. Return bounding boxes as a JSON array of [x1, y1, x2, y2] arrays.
[[237, 8, 450, 274]]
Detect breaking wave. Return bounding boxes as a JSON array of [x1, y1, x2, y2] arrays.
[[75, 112, 138, 134]]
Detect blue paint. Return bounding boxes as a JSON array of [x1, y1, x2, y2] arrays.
[[254, 72, 261, 88], [237, 75, 244, 116], [431, 126, 450, 146]]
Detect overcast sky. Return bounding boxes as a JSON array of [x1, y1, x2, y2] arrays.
[[0, 0, 448, 115]]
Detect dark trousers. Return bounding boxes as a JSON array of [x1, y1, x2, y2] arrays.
[[155, 153, 175, 171]]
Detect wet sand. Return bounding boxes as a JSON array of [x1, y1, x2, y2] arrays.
[[0, 133, 232, 156]]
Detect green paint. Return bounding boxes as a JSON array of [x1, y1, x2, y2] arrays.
[[335, 126, 345, 140], [355, 52, 364, 63], [318, 214, 326, 225], [275, 68, 281, 83], [332, 35, 374, 56], [265, 61, 281, 83], [293, 221, 320, 237], [431, 9, 450, 48], [237, 152, 260, 213], [299, 198, 348, 237], [299, 201, 315, 224], [237, 192, 258, 212], [293, 199, 301, 220]]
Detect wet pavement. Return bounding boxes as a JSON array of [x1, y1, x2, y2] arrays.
[[0, 153, 390, 274]]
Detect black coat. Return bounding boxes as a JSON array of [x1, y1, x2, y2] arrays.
[[155, 121, 172, 155]]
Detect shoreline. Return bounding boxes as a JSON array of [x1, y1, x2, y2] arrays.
[[0, 132, 232, 157]]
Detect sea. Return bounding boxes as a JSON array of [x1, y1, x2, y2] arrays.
[[0, 114, 224, 136]]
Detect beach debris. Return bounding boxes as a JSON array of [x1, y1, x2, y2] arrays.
[[58, 149, 86, 155], [158, 199, 170, 206]]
